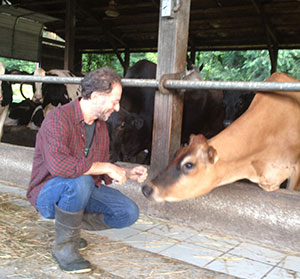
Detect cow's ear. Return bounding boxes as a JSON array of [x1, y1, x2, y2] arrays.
[[135, 118, 144, 130], [208, 146, 218, 164]]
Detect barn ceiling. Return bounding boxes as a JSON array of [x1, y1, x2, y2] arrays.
[[4, 0, 300, 54]]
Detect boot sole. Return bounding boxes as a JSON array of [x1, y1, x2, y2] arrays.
[[63, 267, 92, 274], [79, 245, 88, 251], [52, 254, 92, 273]]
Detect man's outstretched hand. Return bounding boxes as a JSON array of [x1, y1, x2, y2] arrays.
[[125, 166, 148, 183]]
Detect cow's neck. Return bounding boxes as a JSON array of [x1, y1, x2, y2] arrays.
[[208, 108, 261, 187], [211, 155, 257, 188]]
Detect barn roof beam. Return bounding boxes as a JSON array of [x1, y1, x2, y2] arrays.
[[92, 2, 159, 12], [11, 0, 64, 6], [76, 3, 127, 69], [76, 3, 127, 48]]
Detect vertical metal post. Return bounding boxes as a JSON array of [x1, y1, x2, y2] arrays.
[[150, 0, 191, 175]]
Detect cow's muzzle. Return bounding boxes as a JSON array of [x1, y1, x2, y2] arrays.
[[141, 184, 153, 199]]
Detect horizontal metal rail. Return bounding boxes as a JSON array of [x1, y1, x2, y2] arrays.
[[164, 79, 300, 92], [1, 74, 300, 92], [0, 75, 82, 84]]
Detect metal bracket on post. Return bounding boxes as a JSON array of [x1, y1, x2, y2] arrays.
[[159, 72, 184, 94], [161, 0, 181, 18]]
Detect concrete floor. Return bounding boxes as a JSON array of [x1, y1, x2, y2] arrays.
[[1, 181, 300, 279]]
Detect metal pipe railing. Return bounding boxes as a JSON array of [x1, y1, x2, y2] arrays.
[[1, 74, 300, 92], [0, 75, 82, 84], [163, 79, 300, 92]]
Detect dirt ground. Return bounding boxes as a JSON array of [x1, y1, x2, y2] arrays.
[[0, 192, 234, 279]]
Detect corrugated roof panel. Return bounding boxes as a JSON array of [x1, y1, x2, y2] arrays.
[[0, 13, 14, 57], [13, 18, 43, 61], [0, 5, 58, 61]]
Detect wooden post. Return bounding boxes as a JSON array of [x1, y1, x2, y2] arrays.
[[150, 0, 191, 175], [124, 47, 130, 76], [74, 48, 82, 75], [268, 45, 278, 74], [64, 0, 75, 71]]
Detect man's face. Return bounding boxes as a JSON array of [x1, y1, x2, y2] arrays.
[[93, 82, 122, 121]]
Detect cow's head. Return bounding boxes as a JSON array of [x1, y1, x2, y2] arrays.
[[182, 64, 204, 82], [107, 108, 147, 163], [223, 90, 255, 127], [142, 134, 219, 202]]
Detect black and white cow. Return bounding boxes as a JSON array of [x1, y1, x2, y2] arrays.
[[13, 68, 82, 129], [32, 68, 81, 107], [2, 67, 81, 145], [0, 61, 13, 141]]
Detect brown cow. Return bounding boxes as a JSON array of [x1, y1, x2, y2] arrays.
[[142, 72, 300, 202]]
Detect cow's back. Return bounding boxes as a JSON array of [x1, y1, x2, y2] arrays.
[[210, 72, 300, 191]]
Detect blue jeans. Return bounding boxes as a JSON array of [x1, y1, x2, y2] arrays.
[[36, 175, 139, 228]]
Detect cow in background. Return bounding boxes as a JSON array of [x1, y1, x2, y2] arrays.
[[32, 68, 81, 106], [108, 60, 225, 164], [7, 68, 82, 131], [142, 72, 300, 202], [181, 66, 224, 144], [0, 61, 13, 141], [1, 68, 81, 146], [107, 108, 148, 163], [112, 60, 156, 164]]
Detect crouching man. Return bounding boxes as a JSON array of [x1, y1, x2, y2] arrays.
[[27, 67, 148, 273]]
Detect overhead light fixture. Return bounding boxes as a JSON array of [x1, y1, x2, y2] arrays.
[[105, 0, 120, 17]]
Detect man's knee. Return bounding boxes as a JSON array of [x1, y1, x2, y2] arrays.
[[117, 200, 139, 228], [65, 175, 94, 205], [126, 201, 139, 226]]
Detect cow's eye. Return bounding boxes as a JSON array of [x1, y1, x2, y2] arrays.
[[120, 121, 125, 128], [183, 162, 194, 171]]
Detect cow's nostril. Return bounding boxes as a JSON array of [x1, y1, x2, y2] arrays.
[[142, 185, 153, 198]]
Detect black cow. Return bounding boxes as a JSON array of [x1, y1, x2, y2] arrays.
[[223, 90, 255, 127], [121, 59, 156, 143], [107, 108, 148, 163], [108, 60, 225, 164], [109, 59, 156, 164], [181, 66, 224, 144]]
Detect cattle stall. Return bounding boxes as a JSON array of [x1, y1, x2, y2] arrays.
[[1, 60, 300, 253], [1, 0, 300, 256]]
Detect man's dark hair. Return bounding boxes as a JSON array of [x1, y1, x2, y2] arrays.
[[81, 67, 122, 99]]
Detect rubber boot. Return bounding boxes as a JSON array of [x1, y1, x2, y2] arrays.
[[52, 205, 91, 273], [82, 213, 111, 231]]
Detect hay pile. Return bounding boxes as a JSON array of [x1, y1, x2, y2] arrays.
[[0, 192, 54, 266]]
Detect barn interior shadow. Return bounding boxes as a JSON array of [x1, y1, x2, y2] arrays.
[[2, 126, 37, 147]]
